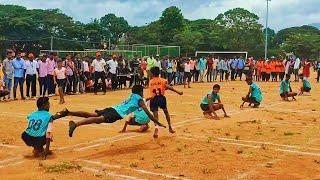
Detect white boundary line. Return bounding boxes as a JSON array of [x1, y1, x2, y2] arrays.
[[79, 159, 190, 180], [81, 166, 143, 180], [179, 135, 320, 157]]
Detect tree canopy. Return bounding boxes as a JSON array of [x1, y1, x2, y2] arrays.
[[0, 4, 319, 59]]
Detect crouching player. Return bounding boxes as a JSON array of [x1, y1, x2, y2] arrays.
[[299, 75, 311, 95], [63, 85, 166, 137], [240, 76, 263, 108], [119, 108, 150, 133], [21, 97, 66, 158], [280, 74, 297, 101], [200, 84, 229, 120]]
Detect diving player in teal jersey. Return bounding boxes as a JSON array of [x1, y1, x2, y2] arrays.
[[61, 85, 166, 137]]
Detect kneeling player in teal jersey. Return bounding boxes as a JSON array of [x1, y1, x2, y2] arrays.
[[119, 108, 150, 133], [62, 85, 166, 137], [200, 84, 229, 120], [21, 97, 66, 158], [240, 76, 263, 108], [280, 74, 297, 101], [298, 75, 311, 95]]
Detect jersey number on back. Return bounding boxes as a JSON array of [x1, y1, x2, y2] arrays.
[[27, 119, 42, 131]]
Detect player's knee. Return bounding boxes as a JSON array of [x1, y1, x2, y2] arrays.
[[242, 97, 246, 101]]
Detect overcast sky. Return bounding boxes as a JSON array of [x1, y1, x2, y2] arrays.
[[1, 0, 319, 31]]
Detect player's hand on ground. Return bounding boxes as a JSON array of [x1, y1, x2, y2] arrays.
[[169, 128, 175, 133], [178, 91, 183, 95], [213, 116, 220, 120], [240, 104, 244, 108], [224, 114, 230, 118]]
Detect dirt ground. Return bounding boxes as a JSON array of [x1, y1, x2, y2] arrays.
[[0, 73, 320, 180]]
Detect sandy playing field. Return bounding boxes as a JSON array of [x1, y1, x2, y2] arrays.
[[0, 74, 320, 179]]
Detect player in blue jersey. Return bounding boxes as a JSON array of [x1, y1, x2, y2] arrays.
[[62, 85, 166, 137], [200, 84, 229, 120], [21, 97, 66, 158], [119, 99, 151, 133], [240, 76, 263, 108], [298, 75, 311, 95], [280, 74, 297, 101]]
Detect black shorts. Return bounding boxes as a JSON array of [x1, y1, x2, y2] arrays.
[[184, 72, 191, 81], [248, 97, 259, 104], [95, 107, 122, 123], [0, 90, 9, 97], [57, 79, 66, 88], [150, 95, 167, 111], [303, 87, 311, 92], [200, 104, 209, 112], [21, 131, 46, 149], [280, 92, 287, 98]]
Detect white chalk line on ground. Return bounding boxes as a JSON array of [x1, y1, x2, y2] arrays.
[[81, 166, 144, 180], [78, 159, 190, 180], [179, 134, 320, 157]]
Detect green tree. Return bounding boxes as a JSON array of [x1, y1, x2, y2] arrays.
[[100, 14, 129, 43], [159, 6, 184, 44], [213, 8, 264, 56], [173, 27, 203, 55]]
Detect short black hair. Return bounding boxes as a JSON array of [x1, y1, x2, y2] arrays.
[[132, 85, 144, 95], [285, 74, 291, 79], [37, 97, 49, 109], [213, 84, 220, 89], [150, 67, 160, 77]]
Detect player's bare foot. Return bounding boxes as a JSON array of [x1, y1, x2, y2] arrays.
[[224, 114, 230, 118], [203, 113, 213, 119], [119, 130, 125, 133], [169, 128, 175, 133], [153, 128, 159, 138], [69, 121, 76, 137]]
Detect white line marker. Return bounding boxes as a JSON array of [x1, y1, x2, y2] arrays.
[[79, 159, 189, 180]]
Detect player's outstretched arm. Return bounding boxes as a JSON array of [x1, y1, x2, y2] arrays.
[[138, 100, 166, 128], [166, 85, 183, 95]]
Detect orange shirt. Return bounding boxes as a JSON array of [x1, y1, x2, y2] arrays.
[[265, 63, 271, 74], [149, 77, 168, 97], [260, 62, 266, 72], [270, 61, 276, 73], [274, 61, 281, 73]]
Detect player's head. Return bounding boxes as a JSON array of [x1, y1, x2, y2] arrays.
[[212, 84, 220, 94], [245, 76, 253, 85], [150, 67, 160, 77], [285, 74, 291, 81], [299, 74, 304, 80], [57, 59, 63, 67], [37, 97, 50, 111], [132, 85, 144, 97]]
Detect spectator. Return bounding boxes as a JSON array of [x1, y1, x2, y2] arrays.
[[65, 55, 75, 95], [107, 55, 118, 91], [317, 61, 320, 83], [206, 56, 213, 82], [213, 57, 219, 81], [293, 57, 301, 81], [38, 54, 49, 97], [302, 59, 311, 79], [237, 57, 245, 80], [25, 53, 38, 99], [12, 52, 26, 100], [82, 56, 90, 92], [73, 53, 83, 94], [92, 52, 107, 94], [160, 57, 168, 79], [2, 51, 14, 100], [198, 57, 206, 83], [230, 57, 238, 80], [167, 58, 173, 84], [47, 53, 56, 96]]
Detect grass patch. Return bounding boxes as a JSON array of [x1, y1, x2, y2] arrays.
[[129, 162, 138, 168], [45, 162, 81, 173], [284, 132, 295, 136], [154, 164, 163, 169]]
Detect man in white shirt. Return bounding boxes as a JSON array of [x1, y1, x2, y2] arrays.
[[91, 52, 107, 95], [107, 55, 118, 91], [24, 53, 38, 99], [213, 58, 219, 81], [293, 57, 301, 81]]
